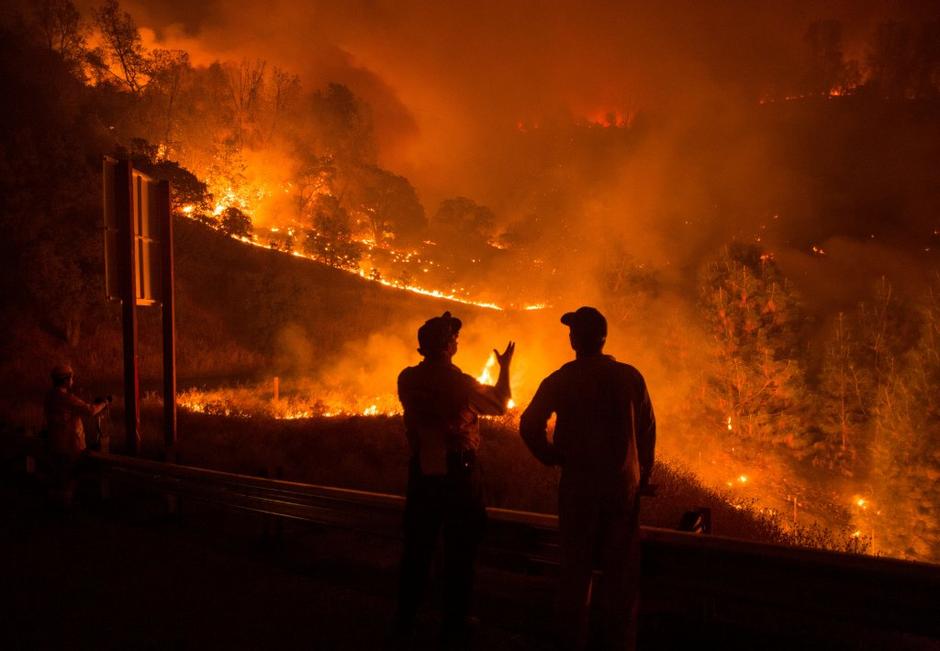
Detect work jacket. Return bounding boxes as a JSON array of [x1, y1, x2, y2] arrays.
[[398, 359, 509, 474], [520, 354, 656, 499], [43, 388, 100, 456]]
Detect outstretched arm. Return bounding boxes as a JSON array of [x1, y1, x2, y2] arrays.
[[469, 341, 514, 415], [65, 392, 107, 418], [519, 377, 562, 466]]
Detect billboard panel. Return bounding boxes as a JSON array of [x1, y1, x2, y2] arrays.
[[103, 158, 167, 305]]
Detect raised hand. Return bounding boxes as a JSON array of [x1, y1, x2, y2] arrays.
[[494, 341, 515, 368]]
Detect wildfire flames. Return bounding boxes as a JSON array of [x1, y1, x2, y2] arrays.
[[21, 0, 930, 563], [179, 352, 516, 420], [182, 199, 547, 313]]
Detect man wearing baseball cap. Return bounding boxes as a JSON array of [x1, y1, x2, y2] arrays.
[[520, 307, 655, 651], [394, 311, 515, 647]]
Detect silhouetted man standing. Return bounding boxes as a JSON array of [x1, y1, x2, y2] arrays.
[[394, 311, 514, 647], [520, 307, 655, 651]]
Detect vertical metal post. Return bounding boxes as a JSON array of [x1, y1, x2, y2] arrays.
[[116, 160, 140, 456], [158, 180, 178, 459]]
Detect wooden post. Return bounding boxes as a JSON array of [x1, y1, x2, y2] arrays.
[[158, 180, 177, 461], [116, 160, 140, 456]]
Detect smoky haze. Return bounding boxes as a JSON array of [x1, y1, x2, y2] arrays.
[[21, 0, 930, 561], [119, 0, 938, 299]]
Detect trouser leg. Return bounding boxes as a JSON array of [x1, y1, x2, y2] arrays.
[[557, 492, 600, 651], [395, 470, 442, 633], [595, 505, 640, 651], [441, 464, 486, 635]]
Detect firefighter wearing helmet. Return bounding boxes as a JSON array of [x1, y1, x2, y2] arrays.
[[43, 364, 109, 505]]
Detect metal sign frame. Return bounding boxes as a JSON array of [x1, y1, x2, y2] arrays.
[[103, 157, 177, 458]]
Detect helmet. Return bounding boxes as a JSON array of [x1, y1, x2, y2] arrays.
[[51, 364, 74, 382]]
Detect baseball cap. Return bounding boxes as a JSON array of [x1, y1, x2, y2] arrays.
[[560, 306, 607, 340], [417, 311, 462, 355]]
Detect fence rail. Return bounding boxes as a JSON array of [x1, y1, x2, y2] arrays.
[[88, 452, 940, 645]]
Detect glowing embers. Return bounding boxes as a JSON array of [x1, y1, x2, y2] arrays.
[[581, 109, 636, 129], [177, 351, 519, 423], [176, 207, 548, 312], [177, 383, 401, 421]]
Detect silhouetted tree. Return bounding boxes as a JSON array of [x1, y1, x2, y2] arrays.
[[148, 159, 211, 216], [803, 20, 860, 96], [94, 0, 150, 94], [497, 212, 544, 251], [225, 58, 266, 143], [149, 49, 191, 155], [431, 197, 498, 258], [30, 0, 87, 70], [302, 195, 361, 270], [347, 165, 426, 245], [220, 207, 252, 238], [310, 83, 376, 164], [266, 66, 301, 142]]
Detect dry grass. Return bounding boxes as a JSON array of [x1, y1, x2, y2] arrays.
[[129, 404, 867, 551]]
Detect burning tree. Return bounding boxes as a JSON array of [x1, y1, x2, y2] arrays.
[[802, 20, 860, 97], [699, 244, 809, 453], [345, 165, 426, 246], [431, 197, 499, 261], [303, 195, 361, 270], [220, 207, 252, 238]]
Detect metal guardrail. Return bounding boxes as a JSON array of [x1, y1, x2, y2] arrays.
[[88, 452, 940, 645]]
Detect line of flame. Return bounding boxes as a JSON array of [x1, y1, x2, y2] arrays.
[[224, 233, 547, 312]]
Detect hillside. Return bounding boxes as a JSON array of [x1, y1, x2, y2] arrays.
[[0, 217, 498, 428]]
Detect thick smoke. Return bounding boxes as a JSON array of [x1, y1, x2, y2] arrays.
[[121, 0, 938, 284], [92, 0, 939, 558]]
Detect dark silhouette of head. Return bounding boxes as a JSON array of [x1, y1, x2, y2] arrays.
[[561, 306, 607, 355], [417, 311, 462, 360], [51, 364, 74, 388]]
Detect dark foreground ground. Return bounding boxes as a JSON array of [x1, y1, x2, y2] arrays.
[[1, 477, 562, 650], [3, 466, 934, 651]]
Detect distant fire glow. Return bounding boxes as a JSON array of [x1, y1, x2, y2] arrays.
[[46, 0, 937, 564]]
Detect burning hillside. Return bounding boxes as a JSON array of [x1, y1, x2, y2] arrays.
[[1, 0, 939, 563]]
